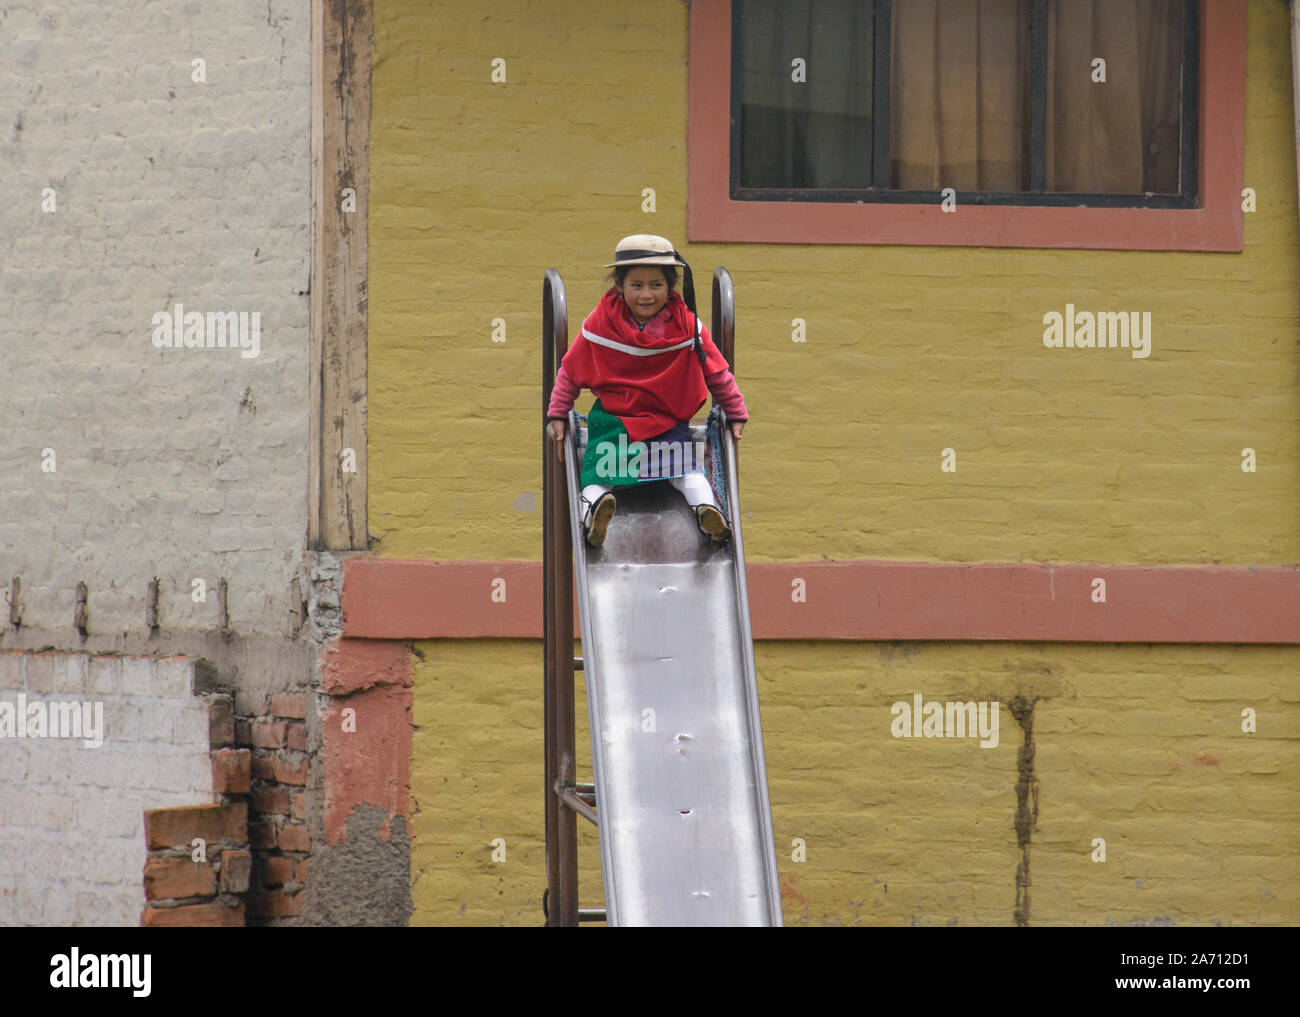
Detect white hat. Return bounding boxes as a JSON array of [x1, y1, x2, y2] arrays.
[[604, 234, 686, 268]]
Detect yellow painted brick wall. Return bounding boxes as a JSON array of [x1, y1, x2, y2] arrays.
[[374, 0, 1300, 925], [409, 639, 606, 925], [370, 0, 1300, 567], [409, 638, 1299, 926]]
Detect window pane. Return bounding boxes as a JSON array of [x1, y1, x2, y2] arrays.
[[737, 0, 873, 189], [1046, 0, 1185, 194], [890, 0, 1031, 192]]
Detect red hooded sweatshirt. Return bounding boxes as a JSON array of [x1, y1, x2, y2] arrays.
[[547, 289, 748, 442]]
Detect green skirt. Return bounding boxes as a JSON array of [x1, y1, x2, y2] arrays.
[[579, 399, 704, 490]]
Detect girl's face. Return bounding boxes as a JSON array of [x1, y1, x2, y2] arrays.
[[620, 267, 670, 323]]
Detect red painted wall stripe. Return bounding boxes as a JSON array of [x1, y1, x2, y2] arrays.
[[686, 0, 1243, 251], [342, 558, 1300, 644]]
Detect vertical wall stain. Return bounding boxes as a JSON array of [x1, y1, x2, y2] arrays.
[[1009, 695, 1040, 927]]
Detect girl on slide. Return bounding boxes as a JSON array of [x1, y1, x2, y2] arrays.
[[547, 234, 748, 547]]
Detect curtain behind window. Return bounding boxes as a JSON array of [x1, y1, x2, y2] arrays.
[[1046, 0, 1184, 193], [738, 0, 873, 189], [890, 0, 1182, 194], [738, 0, 1185, 196], [891, 0, 1031, 192]]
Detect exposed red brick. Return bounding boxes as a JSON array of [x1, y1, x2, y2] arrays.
[[142, 902, 245, 927], [211, 748, 251, 794], [143, 857, 217, 901], [296, 858, 310, 884], [253, 786, 290, 815], [209, 698, 235, 747], [220, 850, 252, 894], [278, 823, 310, 852], [271, 693, 307, 719], [259, 855, 293, 888], [286, 722, 308, 751], [247, 890, 302, 918], [144, 803, 247, 850], [249, 821, 277, 850], [251, 755, 275, 781], [290, 792, 306, 821], [250, 720, 287, 749], [273, 756, 308, 786]]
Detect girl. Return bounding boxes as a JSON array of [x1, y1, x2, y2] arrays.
[[547, 234, 749, 547]]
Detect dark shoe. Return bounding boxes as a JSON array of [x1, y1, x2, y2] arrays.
[[585, 493, 617, 547], [696, 504, 731, 543]]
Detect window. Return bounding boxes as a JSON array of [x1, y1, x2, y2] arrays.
[[732, 0, 1197, 207], [687, 0, 1242, 249]]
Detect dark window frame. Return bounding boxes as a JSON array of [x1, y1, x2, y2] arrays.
[[729, 0, 1200, 209]]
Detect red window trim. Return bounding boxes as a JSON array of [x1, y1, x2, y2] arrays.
[[687, 0, 1244, 251]]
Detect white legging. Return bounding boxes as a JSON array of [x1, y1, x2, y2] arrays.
[[582, 474, 718, 520]]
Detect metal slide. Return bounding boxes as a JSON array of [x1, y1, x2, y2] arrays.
[[558, 343, 783, 926]]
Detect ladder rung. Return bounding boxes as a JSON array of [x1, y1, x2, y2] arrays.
[[578, 908, 607, 922], [560, 787, 598, 826]]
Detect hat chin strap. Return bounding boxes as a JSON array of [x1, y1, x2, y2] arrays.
[[672, 251, 706, 371]]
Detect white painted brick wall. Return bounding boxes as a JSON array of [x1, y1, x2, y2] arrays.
[[0, 0, 311, 636], [0, 652, 215, 926]]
